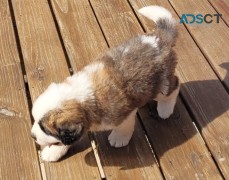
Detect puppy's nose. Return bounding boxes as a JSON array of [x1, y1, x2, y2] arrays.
[[31, 133, 37, 141]]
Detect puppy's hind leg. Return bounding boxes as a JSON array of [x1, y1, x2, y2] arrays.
[[108, 109, 137, 148], [155, 80, 180, 119]]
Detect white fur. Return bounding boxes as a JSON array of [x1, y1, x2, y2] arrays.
[[123, 46, 130, 54], [64, 72, 94, 102], [138, 6, 173, 23], [84, 62, 104, 74], [141, 35, 159, 48], [155, 86, 180, 119], [41, 144, 70, 162], [32, 63, 105, 122], [32, 77, 92, 122], [108, 109, 137, 148]]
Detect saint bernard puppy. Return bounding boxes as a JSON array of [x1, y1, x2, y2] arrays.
[[31, 6, 180, 162]]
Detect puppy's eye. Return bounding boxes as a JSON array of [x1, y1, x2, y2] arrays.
[[39, 122, 53, 136]]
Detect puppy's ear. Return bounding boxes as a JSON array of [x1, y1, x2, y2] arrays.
[[39, 100, 88, 145], [57, 123, 84, 145]]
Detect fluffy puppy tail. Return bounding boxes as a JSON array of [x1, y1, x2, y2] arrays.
[[138, 6, 177, 46]]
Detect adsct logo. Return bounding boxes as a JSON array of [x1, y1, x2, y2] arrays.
[[180, 13, 222, 24]]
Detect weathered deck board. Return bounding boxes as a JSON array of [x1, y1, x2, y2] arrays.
[[176, 28, 229, 179], [50, 0, 163, 178], [0, 0, 42, 179], [208, 0, 229, 26], [129, 0, 229, 178], [11, 0, 100, 179], [90, 0, 223, 179], [90, 0, 142, 46], [1, 0, 227, 179], [168, 0, 229, 90], [93, 120, 163, 180], [50, 0, 108, 71], [138, 99, 222, 179]]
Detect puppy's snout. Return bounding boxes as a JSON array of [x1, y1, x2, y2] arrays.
[[31, 133, 37, 141]]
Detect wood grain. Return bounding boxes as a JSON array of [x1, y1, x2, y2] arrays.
[[129, 0, 229, 178], [138, 99, 222, 179], [51, 0, 163, 178], [50, 0, 108, 71], [168, 0, 229, 90], [90, 0, 223, 179], [11, 0, 100, 179], [94, 120, 163, 180], [0, 0, 41, 179], [208, 0, 229, 26], [90, 0, 142, 47]]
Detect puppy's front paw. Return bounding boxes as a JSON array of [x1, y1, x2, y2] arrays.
[[157, 101, 174, 119], [108, 130, 132, 148], [41, 145, 69, 162], [157, 106, 173, 119]]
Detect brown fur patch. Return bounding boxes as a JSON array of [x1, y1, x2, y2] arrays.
[[39, 17, 179, 140], [39, 100, 88, 137], [86, 60, 135, 126]]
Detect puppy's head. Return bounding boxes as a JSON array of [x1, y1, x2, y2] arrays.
[[39, 101, 86, 145], [31, 99, 88, 146]]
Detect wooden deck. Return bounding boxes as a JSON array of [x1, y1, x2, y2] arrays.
[[0, 0, 229, 179]]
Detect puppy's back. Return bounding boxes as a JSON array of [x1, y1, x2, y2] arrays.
[[105, 6, 178, 106]]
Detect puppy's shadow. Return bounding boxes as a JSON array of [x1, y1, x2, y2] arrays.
[[84, 128, 156, 170], [60, 133, 93, 162], [68, 63, 229, 170]]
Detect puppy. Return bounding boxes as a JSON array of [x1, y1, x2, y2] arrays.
[[31, 6, 180, 162]]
